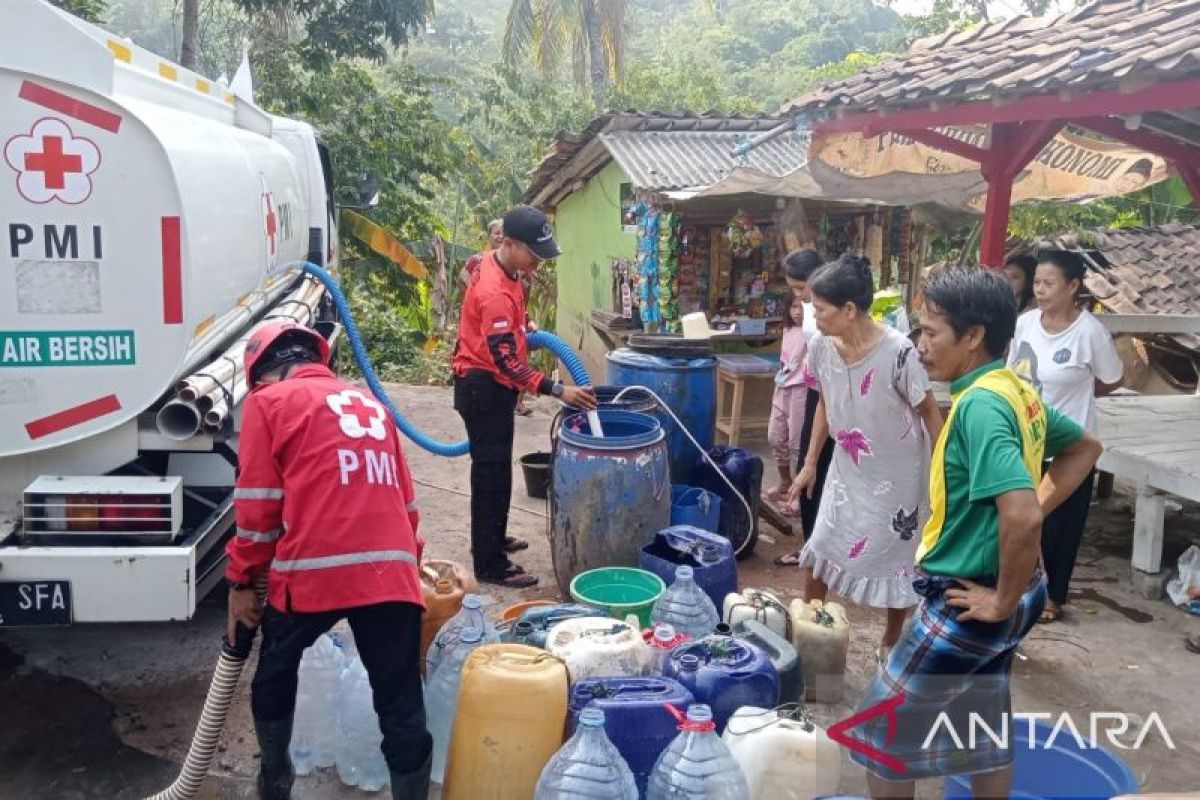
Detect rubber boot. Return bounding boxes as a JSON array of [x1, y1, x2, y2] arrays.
[[254, 716, 295, 800], [389, 750, 432, 800]]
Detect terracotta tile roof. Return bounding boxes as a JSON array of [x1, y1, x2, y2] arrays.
[[525, 112, 806, 207], [1008, 223, 1200, 349], [782, 0, 1200, 121]]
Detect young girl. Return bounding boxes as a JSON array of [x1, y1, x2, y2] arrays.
[[764, 295, 810, 510]]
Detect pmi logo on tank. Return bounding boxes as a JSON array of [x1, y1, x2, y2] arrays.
[[7, 222, 104, 260]]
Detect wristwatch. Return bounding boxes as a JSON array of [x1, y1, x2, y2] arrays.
[[550, 382, 565, 398], [227, 579, 253, 591]]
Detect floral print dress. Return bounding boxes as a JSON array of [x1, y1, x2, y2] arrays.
[[796, 327, 932, 609]]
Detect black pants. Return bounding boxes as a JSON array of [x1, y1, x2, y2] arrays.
[[454, 370, 519, 578], [251, 601, 430, 774], [1041, 465, 1097, 605], [796, 388, 834, 537]]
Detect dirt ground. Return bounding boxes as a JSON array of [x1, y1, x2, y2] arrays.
[[2, 382, 1199, 798]]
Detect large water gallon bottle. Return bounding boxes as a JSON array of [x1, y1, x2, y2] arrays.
[[651, 566, 720, 640], [421, 578, 464, 670], [646, 704, 750, 799], [335, 655, 389, 791], [534, 707, 638, 800], [290, 633, 344, 775], [426, 626, 485, 784], [426, 593, 496, 675], [644, 624, 689, 675]]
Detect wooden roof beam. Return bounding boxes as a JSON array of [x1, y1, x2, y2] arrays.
[[1073, 115, 1200, 169], [812, 77, 1200, 136]]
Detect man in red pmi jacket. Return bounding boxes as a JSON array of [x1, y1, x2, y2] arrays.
[[453, 205, 597, 588], [226, 322, 431, 800]]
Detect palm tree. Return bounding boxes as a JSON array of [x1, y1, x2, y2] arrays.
[[502, 0, 629, 107]]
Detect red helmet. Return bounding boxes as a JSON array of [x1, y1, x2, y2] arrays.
[[244, 321, 331, 387]]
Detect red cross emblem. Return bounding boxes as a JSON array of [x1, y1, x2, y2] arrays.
[[263, 190, 277, 257], [4, 118, 101, 205], [25, 136, 82, 189], [325, 389, 387, 441]]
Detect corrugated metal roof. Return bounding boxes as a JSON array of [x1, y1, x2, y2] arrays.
[[782, 0, 1200, 126], [600, 128, 808, 192], [524, 112, 805, 206]]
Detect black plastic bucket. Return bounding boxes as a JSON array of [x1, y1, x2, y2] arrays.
[[519, 452, 552, 499]]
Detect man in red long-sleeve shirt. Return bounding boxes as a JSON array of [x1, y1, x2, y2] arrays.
[[226, 322, 430, 800], [452, 204, 596, 588]]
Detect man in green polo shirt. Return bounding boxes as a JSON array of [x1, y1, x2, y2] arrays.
[[844, 267, 1102, 800]]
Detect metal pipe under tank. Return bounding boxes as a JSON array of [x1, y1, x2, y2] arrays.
[[156, 400, 204, 441]]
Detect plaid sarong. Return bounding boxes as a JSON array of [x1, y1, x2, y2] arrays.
[[845, 569, 1047, 782]]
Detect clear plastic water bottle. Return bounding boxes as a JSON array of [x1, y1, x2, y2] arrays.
[[425, 626, 485, 784], [335, 655, 390, 791], [647, 624, 686, 675], [646, 704, 750, 799], [534, 707, 638, 799], [290, 633, 344, 774], [426, 594, 497, 675], [651, 566, 721, 641]]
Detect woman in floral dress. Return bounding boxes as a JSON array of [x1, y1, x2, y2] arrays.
[[788, 255, 943, 656]]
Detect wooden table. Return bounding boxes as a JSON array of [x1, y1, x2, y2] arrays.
[[715, 355, 777, 447], [1095, 393, 1200, 575]]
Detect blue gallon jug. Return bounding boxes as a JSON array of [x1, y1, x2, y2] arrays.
[[695, 446, 763, 557], [732, 618, 803, 703], [670, 485, 722, 533], [569, 676, 695, 796], [639, 525, 737, 611], [665, 636, 779, 733]]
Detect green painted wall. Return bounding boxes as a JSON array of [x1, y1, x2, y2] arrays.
[[551, 160, 637, 380]]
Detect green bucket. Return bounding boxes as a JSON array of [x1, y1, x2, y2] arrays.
[[569, 567, 666, 628]]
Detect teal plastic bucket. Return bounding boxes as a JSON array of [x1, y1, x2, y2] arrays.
[[569, 567, 666, 628]]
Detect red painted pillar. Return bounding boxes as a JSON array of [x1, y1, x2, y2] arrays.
[[977, 121, 1063, 269], [979, 172, 1014, 269], [978, 122, 1020, 269]]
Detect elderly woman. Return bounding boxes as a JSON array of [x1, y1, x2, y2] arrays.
[[788, 254, 943, 656]]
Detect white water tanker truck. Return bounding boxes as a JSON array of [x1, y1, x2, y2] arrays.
[[0, 0, 342, 625]]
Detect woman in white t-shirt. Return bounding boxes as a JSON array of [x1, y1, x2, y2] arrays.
[[1009, 250, 1124, 623]]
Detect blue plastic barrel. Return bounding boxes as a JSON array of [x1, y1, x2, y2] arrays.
[[665, 635, 779, 733], [550, 410, 671, 597], [568, 676, 695, 796], [639, 525, 737, 611], [944, 721, 1139, 800], [670, 485, 722, 533], [606, 349, 717, 484]]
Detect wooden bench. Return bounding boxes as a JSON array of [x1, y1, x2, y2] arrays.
[[1095, 394, 1200, 575], [1092, 312, 1200, 578], [714, 354, 777, 447]]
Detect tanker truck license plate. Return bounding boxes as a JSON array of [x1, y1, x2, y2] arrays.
[[0, 581, 72, 626]]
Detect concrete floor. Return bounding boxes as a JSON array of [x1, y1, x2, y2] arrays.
[[1, 383, 1199, 798]]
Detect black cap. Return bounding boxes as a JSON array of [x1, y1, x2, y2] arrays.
[[502, 204, 561, 260]]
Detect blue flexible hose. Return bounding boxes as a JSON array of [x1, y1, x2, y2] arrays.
[[299, 262, 591, 457]]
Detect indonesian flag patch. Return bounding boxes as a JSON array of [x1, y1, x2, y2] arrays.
[[491, 317, 510, 331]]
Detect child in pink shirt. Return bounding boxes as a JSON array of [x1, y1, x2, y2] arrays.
[[764, 295, 810, 510]]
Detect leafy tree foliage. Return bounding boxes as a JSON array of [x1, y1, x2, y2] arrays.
[[233, 0, 434, 63], [49, 0, 108, 21], [256, 59, 455, 240]]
